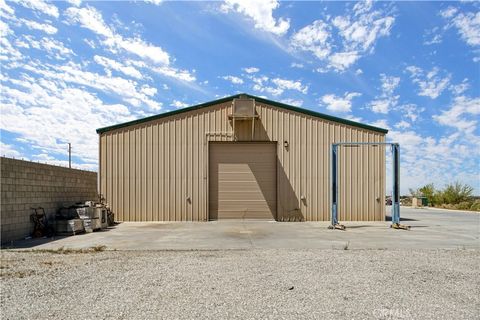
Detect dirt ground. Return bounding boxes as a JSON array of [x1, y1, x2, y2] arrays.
[[1, 248, 479, 320]]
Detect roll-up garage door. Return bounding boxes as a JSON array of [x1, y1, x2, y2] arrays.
[[209, 143, 277, 220]]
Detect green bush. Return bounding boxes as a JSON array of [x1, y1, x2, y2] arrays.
[[419, 183, 436, 205], [411, 182, 477, 211], [470, 200, 480, 212], [439, 182, 474, 204], [455, 201, 474, 210], [410, 183, 438, 206]]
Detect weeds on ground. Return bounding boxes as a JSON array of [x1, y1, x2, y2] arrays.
[[17, 245, 107, 254], [1, 270, 35, 279]]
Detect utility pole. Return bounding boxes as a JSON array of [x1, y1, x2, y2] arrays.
[[68, 143, 71, 168]]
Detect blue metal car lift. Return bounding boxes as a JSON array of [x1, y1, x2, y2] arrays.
[[329, 142, 409, 230]]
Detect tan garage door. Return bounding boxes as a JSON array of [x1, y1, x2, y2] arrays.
[[209, 143, 277, 220]]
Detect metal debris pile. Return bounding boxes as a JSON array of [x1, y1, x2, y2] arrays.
[[54, 201, 113, 236], [29, 201, 114, 238]]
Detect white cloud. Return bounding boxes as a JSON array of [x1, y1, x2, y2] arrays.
[[15, 0, 59, 18], [345, 115, 363, 122], [0, 0, 15, 17], [113, 37, 170, 66], [440, 7, 457, 19], [355, 68, 363, 75], [65, 6, 197, 84], [29, 152, 97, 170], [453, 12, 480, 46], [140, 85, 157, 97], [370, 99, 391, 114], [332, 13, 394, 53], [251, 75, 279, 95], [222, 75, 244, 84], [65, 6, 170, 65], [280, 98, 303, 107], [441, 7, 480, 46], [0, 76, 135, 164], [14, 39, 28, 48], [405, 65, 421, 77], [172, 100, 189, 108], [328, 51, 360, 71], [94, 55, 143, 79], [290, 2, 394, 72], [0, 19, 23, 62], [271, 78, 308, 94], [320, 92, 361, 113], [291, 20, 331, 59], [423, 27, 442, 45], [388, 130, 423, 150], [21, 19, 57, 34], [23, 61, 162, 110], [152, 66, 196, 82], [424, 33, 442, 45], [39, 37, 74, 58], [449, 78, 470, 96], [145, 0, 163, 5], [368, 119, 389, 130], [381, 74, 400, 94], [64, 6, 112, 37], [20, 36, 74, 59], [395, 120, 411, 129], [84, 38, 96, 49], [352, 0, 373, 16], [396, 103, 424, 122], [243, 67, 259, 73], [387, 128, 480, 195], [406, 66, 450, 99], [252, 83, 281, 96], [66, 0, 82, 7], [0, 141, 22, 158], [251, 75, 308, 96], [369, 74, 400, 114], [433, 96, 480, 134], [290, 62, 304, 68], [221, 0, 290, 36]]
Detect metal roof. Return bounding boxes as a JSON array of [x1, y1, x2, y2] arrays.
[[96, 93, 388, 134]]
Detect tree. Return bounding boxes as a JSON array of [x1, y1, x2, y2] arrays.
[[440, 182, 474, 204], [409, 188, 421, 197], [419, 183, 436, 206]]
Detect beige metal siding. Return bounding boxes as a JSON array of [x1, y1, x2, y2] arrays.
[[209, 142, 276, 220], [99, 100, 385, 221]]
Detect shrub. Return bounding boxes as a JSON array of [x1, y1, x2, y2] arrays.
[[455, 201, 473, 210], [410, 183, 437, 206], [470, 200, 480, 212], [419, 183, 436, 204], [410, 182, 477, 210], [439, 182, 474, 205]]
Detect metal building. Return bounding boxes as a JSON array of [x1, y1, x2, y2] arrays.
[[97, 94, 387, 222]]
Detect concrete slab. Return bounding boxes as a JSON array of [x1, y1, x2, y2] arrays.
[[4, 207, 479, 250]]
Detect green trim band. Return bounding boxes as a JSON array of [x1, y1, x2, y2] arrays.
[[96, 93, 388, 134]]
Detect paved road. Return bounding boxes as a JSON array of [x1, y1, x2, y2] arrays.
[[6, 207, 479, 250]]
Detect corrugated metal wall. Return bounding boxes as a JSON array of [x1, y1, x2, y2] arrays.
[[99, 100, 386, 221]]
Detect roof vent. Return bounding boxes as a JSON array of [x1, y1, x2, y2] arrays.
[[232, 98, 255, 118]]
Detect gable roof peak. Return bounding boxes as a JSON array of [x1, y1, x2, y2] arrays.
[[97, 93, 388, 134]]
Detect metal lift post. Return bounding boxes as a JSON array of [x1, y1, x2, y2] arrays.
[[329, 142, 409, 230]]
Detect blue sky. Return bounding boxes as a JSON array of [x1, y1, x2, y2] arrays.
[[0, 0, 479, 194]]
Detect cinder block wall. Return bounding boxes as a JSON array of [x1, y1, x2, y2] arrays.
[[0, 157, 98, 243]]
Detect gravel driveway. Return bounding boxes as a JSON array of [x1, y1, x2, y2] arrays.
[[1, 248, 479, 320]]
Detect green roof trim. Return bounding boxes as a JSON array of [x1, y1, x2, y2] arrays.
[[96, 93, 388, 134]]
